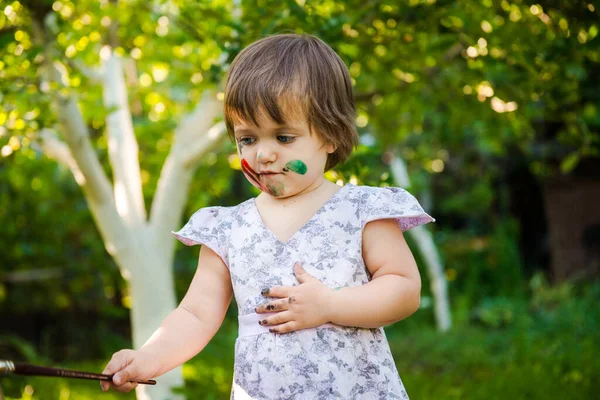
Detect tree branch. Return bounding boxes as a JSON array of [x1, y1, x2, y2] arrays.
[[67, 58, 104, 83], [149, 92, 226, 265], [176, 90, 224, 145], [102, 51, 147, 226], [182, 121, 227, 167], [30, 19, 134, 260], [100, 1, 146, 227], [36, 128, 81, 176], [47, 68, 114, 207]]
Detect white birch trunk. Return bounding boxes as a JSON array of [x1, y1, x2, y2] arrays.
[[34, 15, 227, 399], [119, 231, 182, 400], [102, 51, 146, 227], [99, 44, 184, 400], [389, 154, 452, 331]]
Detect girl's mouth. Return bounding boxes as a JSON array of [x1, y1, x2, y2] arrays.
[[240, 159, 285, 197]]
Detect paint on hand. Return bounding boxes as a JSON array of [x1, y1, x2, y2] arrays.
[[284, 160, 307, 175]]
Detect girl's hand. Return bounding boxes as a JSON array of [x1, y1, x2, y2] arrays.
[[255, 262, 334, 333], [100, 349, 158, 392]]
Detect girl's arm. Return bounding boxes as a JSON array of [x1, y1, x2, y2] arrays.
[[257, 218, 421, 331], [101, 245, 232, 391], [328, 218, 421, 328]]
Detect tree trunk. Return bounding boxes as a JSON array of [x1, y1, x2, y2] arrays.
[[389, 154, 452, 331], [122, 234, 184, 400], [542, 175, 600, 281], [29, 4, 227, 399]]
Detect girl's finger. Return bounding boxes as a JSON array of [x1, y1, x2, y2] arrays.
[[114, 381, 137, 393], [269, 321, 299, 334], [259, 311, 292, 326], [256, 298, 290, 313], [293, 262, 314, 284], [261, 286, 289, 298]]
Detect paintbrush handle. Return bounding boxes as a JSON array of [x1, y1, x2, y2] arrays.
[[0, 360, 156, 385]]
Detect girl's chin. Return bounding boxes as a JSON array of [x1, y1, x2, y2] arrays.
[[260, 173, 283, 180]]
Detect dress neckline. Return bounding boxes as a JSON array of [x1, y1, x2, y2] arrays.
[[251, 184, 350, 245]]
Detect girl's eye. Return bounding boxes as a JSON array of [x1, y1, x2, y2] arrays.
[[277, 135, 295, 144], [238, 137, 256, 146]]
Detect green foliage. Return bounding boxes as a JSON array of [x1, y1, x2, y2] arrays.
[[529, 270, 575, 310], [0, 334, 42, 363], [1, 1, 599, 398], [433, 217, 525, 325], [386, 280, 600, 400], [0, 148, 124, 316], [2, 0, 598, 182], [471, 296, 522, 328], [2, 280, 597, 399]]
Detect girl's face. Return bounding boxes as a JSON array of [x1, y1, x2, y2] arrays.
[[233, 107, 334, 199]]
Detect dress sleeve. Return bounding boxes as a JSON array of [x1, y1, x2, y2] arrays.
[[172, 207, 230, 266], [363, 186, 435, 232]]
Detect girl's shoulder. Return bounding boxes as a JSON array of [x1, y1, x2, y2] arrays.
[[171, 199, 253, 246], [171, 199, 254, 266], [341, 183, 420, 205], [189, 198, 253, 220], [343, 184, 435, 232]]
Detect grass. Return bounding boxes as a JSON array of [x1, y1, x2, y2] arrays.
[[2, 282, 598, 399]]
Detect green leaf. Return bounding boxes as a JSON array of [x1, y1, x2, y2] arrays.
[[560, 152, 580, 174]]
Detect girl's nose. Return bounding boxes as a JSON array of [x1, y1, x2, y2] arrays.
[[257, 147, 276, 163]]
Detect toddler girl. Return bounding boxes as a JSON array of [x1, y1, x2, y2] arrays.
[[102, 33, 434, 399]]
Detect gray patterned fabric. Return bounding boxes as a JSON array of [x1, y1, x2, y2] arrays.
[[173, 184, 434, 399]]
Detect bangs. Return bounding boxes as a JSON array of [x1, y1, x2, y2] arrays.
[[225, 89, 308, 131], [224, 38, 311, 133]]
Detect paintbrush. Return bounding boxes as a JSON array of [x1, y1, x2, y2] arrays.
[[0, 360, 156, 385]]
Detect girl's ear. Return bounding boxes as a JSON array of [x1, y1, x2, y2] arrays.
[[326, 143, 336, 154]]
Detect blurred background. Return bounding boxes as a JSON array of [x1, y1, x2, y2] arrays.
[[0, 0, 598, 399]]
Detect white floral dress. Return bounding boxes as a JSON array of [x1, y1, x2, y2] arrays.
[[173, 184, 434, 399]]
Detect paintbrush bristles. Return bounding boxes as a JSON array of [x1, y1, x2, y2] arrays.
[[0, 360, 15, 374]]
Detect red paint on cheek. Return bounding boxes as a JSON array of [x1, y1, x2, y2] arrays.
[[241, 158, 259, 176], [241, 158, 285, 197], [241, 158, 265, 191]]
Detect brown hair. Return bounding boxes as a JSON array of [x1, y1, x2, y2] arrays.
[[224, 33, 358, 171]]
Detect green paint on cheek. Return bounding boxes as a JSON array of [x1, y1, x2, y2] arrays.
[[266, 183, 284, 197], [285, 160, 307, 175]]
